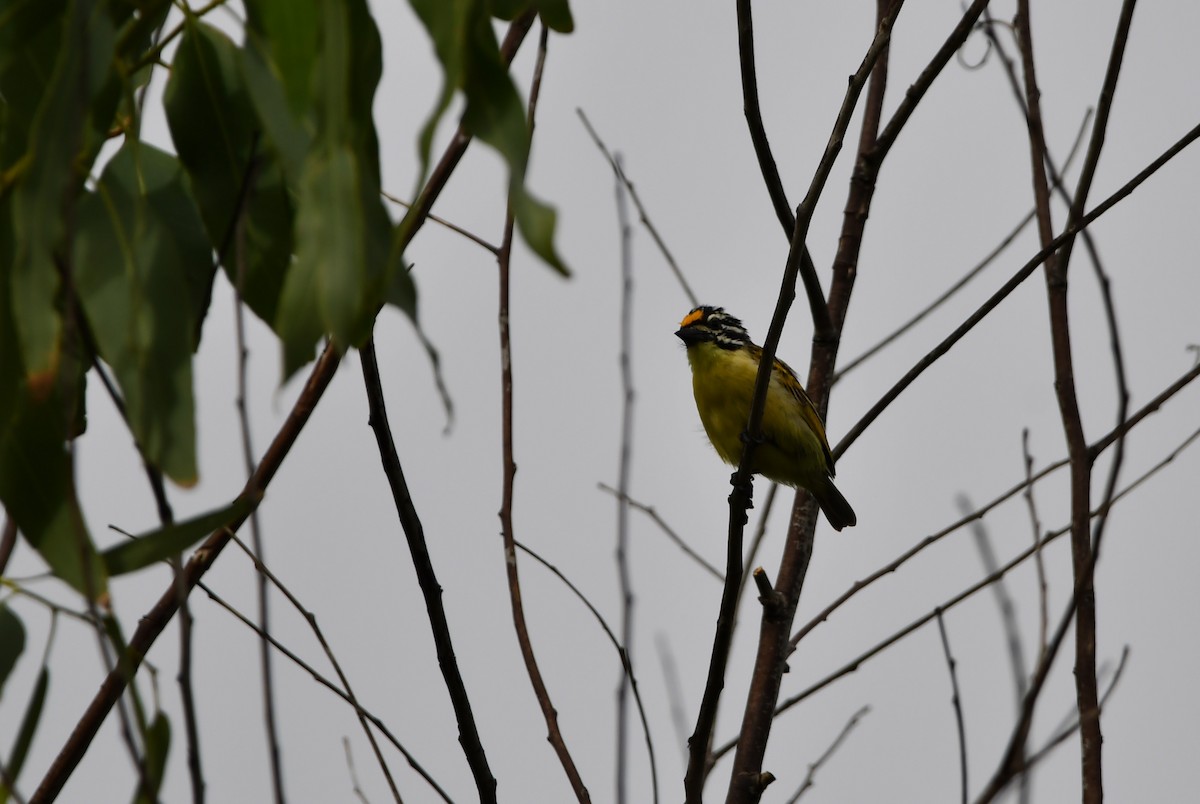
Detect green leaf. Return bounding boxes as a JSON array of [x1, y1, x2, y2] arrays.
[[101, 494, 256, 576], [165, 18, 295, 329], [512, 185, 568, 274], [166, 20, 257, 249], [135, 712, 170, 804], [273, 0, 393, 378], [0, 0, 69, 170], [8, 0, 117, 387], [0, 604, 24, 697], [0, 257, 103, 597], [405, 0, 569, 276], [74, 142, 207, 485], [491, 0, 574, 32], [243, 0, 320, 118], [1, 666, 49, 804], [237, 41, 310, 187]]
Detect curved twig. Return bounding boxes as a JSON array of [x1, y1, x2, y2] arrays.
[[835, 119, 1200, 461], [515, 540, 660, 804], [360, 339, 494, 802], [496, 24, 591, 803]]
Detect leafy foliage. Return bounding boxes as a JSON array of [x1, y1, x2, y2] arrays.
[[0, 0, 570, 594]]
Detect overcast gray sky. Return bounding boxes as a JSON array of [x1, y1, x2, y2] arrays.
[[4, 1, 1199, 802]]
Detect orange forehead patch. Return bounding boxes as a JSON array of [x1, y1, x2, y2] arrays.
[[679, 308, 706, 328]]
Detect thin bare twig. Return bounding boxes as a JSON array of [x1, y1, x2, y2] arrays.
[[654, 634, 689, 765], [576, 109, 698, 308], [736, 483, 778, 608], [342, 738, 372, 804], [734, 0, 830, 335], [935, 610, 968, 804], [496, 25, 590, 802], [783, 705, 869, 804], [835, 119, 1200, 461], [613, 150, 637, 804], [1022, 430, 1049, 663], [515, 540, 659, 804], [835, 107, 1092, 382], [597, 484, 722, 581], [197, 580, 448, 803], [960, 493, 1029, 804], [710, 417, 1200, 765], [231, 143, 285, 804], [381, 190, 498, 255], [31, 342, 341, 804], [1013, 3, 1139, 798], [1025, 647, 1131, 774], [225, 531, 403, 803], [360, 339, 492, 802], [794, 358, 1200, 653]]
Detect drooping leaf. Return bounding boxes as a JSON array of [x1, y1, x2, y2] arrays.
[[166, 19, 258, 249], [101, 494, 257, 576], [7, 0, 116, 390], [135, 712, 171, 804], [74, 143, 208, 485], [0, 255, 103, 597], [165, 18, 295, 328], [0, 604, 24, 697], [1, 666, 49, 804], [271, 0, 393, 378], [237, 40, 310, 187], [242, 0, 320, 118], [0, 0, 68, 169], [404, 0, 569, 276]]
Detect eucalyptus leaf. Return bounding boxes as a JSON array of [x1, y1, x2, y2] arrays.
[[136, 712, 171, 804], [101, 494, 257, 576], [1, 666, 49, 804], [166, 19, 295, 328], [0, 265, 103, 597], [405, 0, 569, 276], [74, 143, 207, 485], [8, 0, 116, 386]]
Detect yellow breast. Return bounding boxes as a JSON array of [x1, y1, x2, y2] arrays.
[[685, 342, 832, 488]]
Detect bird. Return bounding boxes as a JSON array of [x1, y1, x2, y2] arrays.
[[675, 305, 856, 531]]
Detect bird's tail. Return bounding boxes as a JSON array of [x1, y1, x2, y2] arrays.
[[815, 478, 857, 532]]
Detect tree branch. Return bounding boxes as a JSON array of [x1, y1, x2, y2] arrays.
[[360, 338, 496, 803]]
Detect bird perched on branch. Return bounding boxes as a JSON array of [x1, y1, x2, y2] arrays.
[[675, 305, 856, 531]]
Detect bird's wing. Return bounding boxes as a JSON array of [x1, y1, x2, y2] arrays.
[[772, 357, 837, 476]]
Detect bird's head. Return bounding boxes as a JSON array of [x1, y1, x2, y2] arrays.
[[675, 306, 750, 350]]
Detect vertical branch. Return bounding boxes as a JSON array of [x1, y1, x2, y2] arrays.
[[231, 151, 285, 804], [496, 24, 591, 803], [359, 339, 494, 803], [720, 5, 903, 802], [935, 610, 969, 804], [960, 494, 1030, 804], [1022, 431, 1049, 663], [576, 110, 698, 308], [612, 152, 636, 804], [734, 0, 830, 333], [173, 525, 204, 804], [1014, 3, 1138, 799], [783, 705, 869, 804]]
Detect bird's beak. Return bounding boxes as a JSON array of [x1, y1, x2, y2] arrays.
[[675, 327, 706, 345]]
